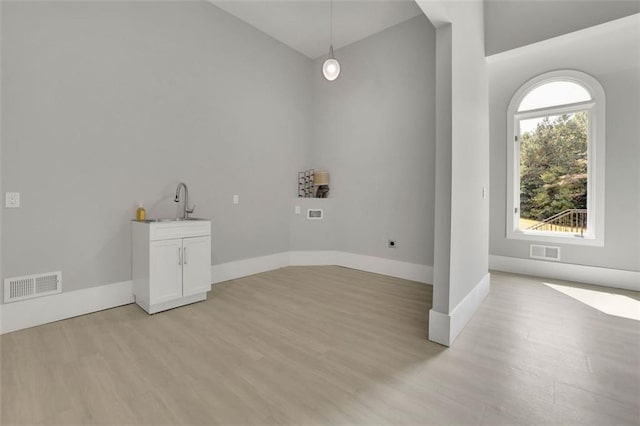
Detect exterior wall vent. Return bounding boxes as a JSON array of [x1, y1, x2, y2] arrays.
[[530, 244, 561, 261], [4, 271, 62, 303]]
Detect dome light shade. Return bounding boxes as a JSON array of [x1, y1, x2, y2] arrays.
[[322, 59, 340, 81], [322, 47, 340, 81]]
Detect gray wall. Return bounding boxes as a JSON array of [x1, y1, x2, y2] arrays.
[[415, 0, 489, 346], [1, 1, 313, 292], [309, 15, 436, 266], [484, 1, 640, 56], [432, 23, 452, 312], [440, 1, 490, 313], [289, 198, 339, 251], [489, 17, 640, 271], [2, 2, 437, 299]]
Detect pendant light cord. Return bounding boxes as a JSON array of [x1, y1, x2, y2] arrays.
[[322, 0, 340, 80], [330, 0, 333, 48]]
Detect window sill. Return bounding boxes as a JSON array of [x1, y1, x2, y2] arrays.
[[507, 230, 604, 247]]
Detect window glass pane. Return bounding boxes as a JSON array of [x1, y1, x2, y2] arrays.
[[519, 111, 588, 235], [518, 81, 591, 111]]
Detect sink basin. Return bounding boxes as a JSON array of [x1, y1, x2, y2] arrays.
[[136, 217, 208, 223]]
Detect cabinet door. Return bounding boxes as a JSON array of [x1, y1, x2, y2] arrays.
[[182, 236, 211, 297], [149, 239, 183, 304]]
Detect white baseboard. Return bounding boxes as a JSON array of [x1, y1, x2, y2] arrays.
[[211, 252, 289, 284], [427, 309, 451, 347], [489, 255, 640, 291], [2, 251, 433, 334], [213, 251, 433, 285], [428, 273, 491, 347], [337, 252, 433, 284], [289, 250, 339, 266], [0, 280, 133, 335]]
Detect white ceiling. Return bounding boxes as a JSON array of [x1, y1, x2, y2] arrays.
[[210, 1, 425, 59]]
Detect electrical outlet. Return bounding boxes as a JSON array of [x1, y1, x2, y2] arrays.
[[233, 195, 239, 204], [5, 192, 20, 208], [388, 239, 396, 248], [295, 205, 301, 214]]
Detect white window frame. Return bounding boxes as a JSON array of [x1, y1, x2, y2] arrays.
[[506, 70, 605, 247]]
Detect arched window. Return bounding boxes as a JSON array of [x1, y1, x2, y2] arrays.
[[506, 70, 605, 246]]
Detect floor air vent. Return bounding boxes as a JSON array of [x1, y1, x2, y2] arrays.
[[530, 244, 561, 261], [4, 271, 62, 303]]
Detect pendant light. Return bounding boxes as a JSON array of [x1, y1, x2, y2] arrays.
[[322, 0, 340, 81]]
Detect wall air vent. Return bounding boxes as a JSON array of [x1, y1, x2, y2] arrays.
[[4, 271, 62, 303], [307, 209, 323, 220], [530, 244, 561, 261]]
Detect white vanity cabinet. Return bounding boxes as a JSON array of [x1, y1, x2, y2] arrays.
[[132, 220, 211, 314]]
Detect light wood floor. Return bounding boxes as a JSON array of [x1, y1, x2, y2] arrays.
[[1, 266, 639, 425]]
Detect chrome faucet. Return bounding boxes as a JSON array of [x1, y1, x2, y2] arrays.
[[174, 182, 195, 219]]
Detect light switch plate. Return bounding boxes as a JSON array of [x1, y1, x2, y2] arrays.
[[295, 206, 301, 214], [233, 195, 239, 204], [5, 192, 20, 208]]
